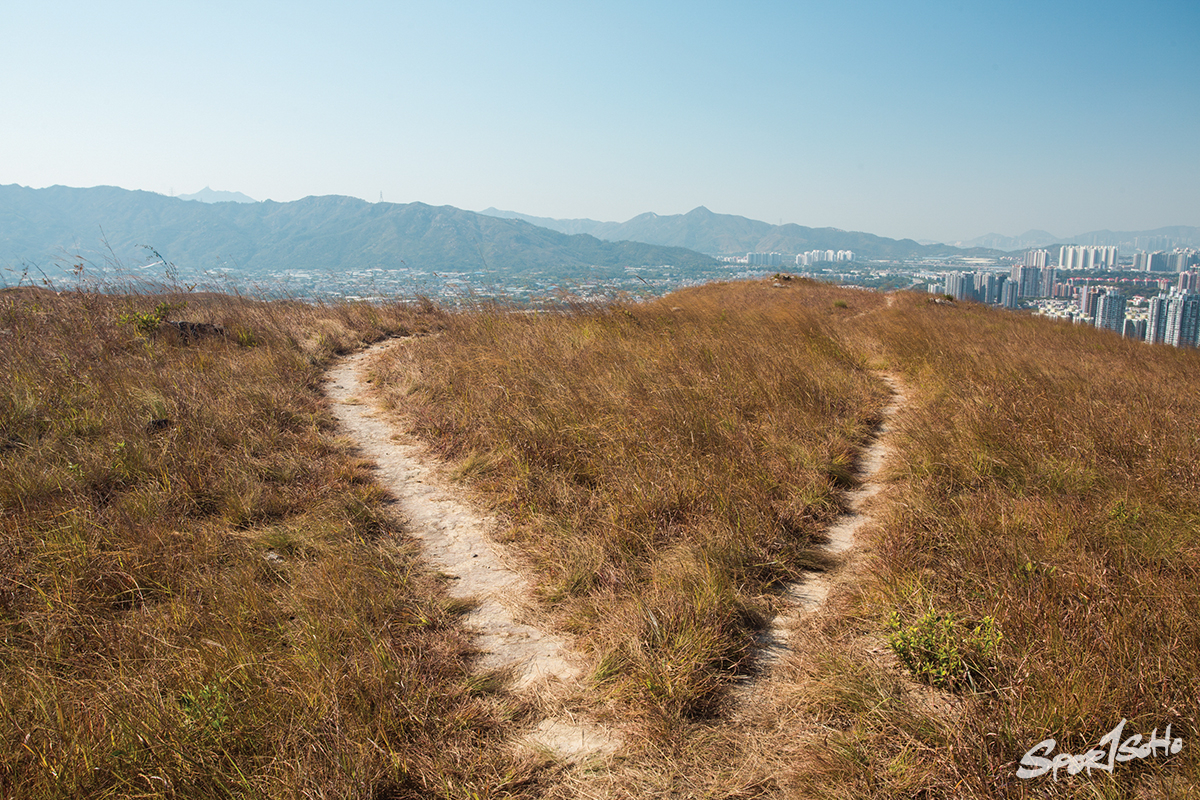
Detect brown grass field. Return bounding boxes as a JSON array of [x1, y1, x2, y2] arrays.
[[2, 278, 1198, 798]]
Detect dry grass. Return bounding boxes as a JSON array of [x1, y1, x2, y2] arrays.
[[371, 283, 1200, 797], [370, 280, 890, 730], [788, 293, 1200, 798], [8, 278, 1198, 798], [0, 287, 547, 798]]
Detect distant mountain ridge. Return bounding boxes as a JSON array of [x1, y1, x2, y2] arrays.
[[481, 206, 1002, 260], [0, 184, 718, 279], [177, 187, 257, 204], [955, 226, 1200, 251]]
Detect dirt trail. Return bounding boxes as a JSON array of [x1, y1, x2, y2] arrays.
[[752, 371, 907, 667], [325, 342, 619, 761]]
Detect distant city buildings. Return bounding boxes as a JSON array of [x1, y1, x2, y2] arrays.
[[1075, 274, 1200, 348], [1146, 295, 1170, 344], [794, 250, 854, 266], [977, 272, 1005, 304], [1163, 294, 1200, 348], [1134, 251, 1170, 271], [1009, 265, 1056, 298], [1094, 291, 1127, 334], [944, 271, 975, 302], [728, 248, 856, 267], [1170, 249, 1200, 271], [1023, 249, 1049, 268], [1179, 270, 1199, 293], [1131, 248, 1198, 272], [747, 252, 784, 267], [999, 281, 1017, 309], [1059, 245, 1118, 270]]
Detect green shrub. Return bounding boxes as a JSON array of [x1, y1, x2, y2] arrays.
[[116, 300, 187, 334], [886, 607, 1002, 691]]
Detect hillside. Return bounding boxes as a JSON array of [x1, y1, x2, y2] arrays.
[[482, 205, 1004, 259], [3, 280, 1197, 798], [0, 184, 719, 282]]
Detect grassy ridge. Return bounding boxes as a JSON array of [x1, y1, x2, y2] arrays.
[[371, 280, 890, 725], [7, 279, 1199, 798], [797, 293, 1200, 797], [0, 289, 539, 798]]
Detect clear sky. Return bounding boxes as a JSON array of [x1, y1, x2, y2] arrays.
[[3, 0, 1197, 243]]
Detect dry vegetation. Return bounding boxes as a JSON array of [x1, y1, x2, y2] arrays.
[[0, 287, 545, 798], [4, 277, 1199, 799], [371, 281, 1200, 798], [370, 281, 889, 731], [813, 293, 1200, 798]]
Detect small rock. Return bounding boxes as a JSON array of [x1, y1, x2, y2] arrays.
[[163, 320, 228, 342]]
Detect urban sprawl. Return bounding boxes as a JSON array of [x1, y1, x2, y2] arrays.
[[935, 246, 1200, 348], [760, 244, 1200, 349]]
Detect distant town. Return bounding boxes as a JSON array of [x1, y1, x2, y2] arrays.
[[771, 244, 1200, 348]]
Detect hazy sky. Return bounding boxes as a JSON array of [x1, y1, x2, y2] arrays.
[[3, 1, 1197, 242]]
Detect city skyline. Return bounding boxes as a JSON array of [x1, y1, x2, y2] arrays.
[[2, 1, 1197, 244]]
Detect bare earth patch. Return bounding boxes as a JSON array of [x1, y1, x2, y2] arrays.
[[326, 343, 620, 762]]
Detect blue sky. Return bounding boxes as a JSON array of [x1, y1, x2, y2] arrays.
[[3, 0, 1197, 242]]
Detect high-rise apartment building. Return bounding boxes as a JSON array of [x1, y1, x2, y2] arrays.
[[1164, 294, 1200, 348], [1000, 281, 1019, 309], [795, 250, 853, 266], [1060, 245, 1118, 270], [1040, 266, 1057, 296], [747, 252, 784, 266], [1011, 265, 1043, 298], [975, 272, 1007, 304], [1171, 251, 1200, 272], [944, 271, 975, 302], [1080, 286, 1104, 321], [1146, 295, 1170, 344], [1094, 292, 1127, 334], [1023, 249, 1049, 268], [1135, 251, 1171, 272]]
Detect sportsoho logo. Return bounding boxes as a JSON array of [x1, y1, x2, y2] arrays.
[[1016, 719, 1183, 781]]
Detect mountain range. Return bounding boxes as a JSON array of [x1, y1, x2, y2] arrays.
[[7, 184, 1192, 294], [480, 206, 1002, 260], [0, 184, 718, 281]]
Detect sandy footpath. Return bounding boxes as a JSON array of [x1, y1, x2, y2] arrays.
[[752, 371, 907, 667], [326, 342, 619, 760]]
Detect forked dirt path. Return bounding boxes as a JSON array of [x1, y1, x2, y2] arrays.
[[325, 342, 620, 761], [750, 370, 908, 670]]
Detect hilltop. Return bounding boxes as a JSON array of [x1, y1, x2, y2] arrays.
[[2, 279, 1197, 798]]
